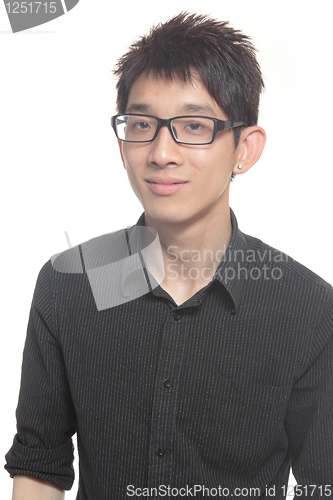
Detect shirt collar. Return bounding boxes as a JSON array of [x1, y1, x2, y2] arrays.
[[121, 208, 247, 310], [213, 208, 247, 312]]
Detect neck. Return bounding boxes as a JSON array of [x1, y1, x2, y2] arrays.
[[144, 205, 232, 289]]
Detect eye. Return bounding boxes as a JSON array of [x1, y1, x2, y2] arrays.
[[185, 122, 203, 131], [133, 121, 151, 130]]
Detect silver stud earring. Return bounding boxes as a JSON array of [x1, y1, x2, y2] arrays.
[[237, 164, 243, 170]]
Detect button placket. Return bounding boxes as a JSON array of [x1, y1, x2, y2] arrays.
[[147, 309, 188, 488]]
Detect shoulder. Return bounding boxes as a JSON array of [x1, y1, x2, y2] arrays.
[[49, 227, 130, 275], [240, 231, 333, 360], [243, 231, 332, 296], [35, 224, 154, 313], [31, 228, 130, 308]]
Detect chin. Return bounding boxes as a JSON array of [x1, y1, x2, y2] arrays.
[[144, 205, 196, 226]]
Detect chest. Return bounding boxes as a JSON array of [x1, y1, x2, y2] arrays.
[[60, 287, 301, 395]]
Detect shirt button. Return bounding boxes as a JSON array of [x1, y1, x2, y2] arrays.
[[156, 448, 165, 457], [163, 379, 171, 389], [231, 308, 236, 315], [173, 312, 181, 321]]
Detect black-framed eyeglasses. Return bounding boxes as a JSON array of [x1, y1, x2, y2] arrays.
[[111, 114, 246, 145]]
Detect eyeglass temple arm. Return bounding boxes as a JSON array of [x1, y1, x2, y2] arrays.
[[216, 121, 246, 132]]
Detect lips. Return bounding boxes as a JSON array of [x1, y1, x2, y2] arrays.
[[146, 177, 187, 184], [146, 177, 188, 195]]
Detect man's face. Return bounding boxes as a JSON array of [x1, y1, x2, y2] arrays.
[[119, 72, 240, 226]]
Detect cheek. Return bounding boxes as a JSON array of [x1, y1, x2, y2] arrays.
[[189, 150, 234, 201], [121, 145, 147, 173], [120, 148, 145, 198], [188, 148, 233, 178], [124, 163, 139, 192]]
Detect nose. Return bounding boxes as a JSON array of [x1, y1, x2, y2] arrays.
[[147, 124, 183, 168]]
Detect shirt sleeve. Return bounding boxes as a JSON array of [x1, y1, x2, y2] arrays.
[[285, 286, 333, 498], [4, 260, 77, 491]]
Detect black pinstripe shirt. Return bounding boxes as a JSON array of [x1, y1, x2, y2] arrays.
[[5, 209, 333, 499]]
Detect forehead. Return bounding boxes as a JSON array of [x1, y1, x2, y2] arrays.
[[126, 71, 227, 119]]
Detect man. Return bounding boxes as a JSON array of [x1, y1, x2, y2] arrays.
[[5, 12, 333, 500]]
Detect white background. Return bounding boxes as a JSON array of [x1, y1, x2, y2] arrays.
[[1, 1, 332, 497]]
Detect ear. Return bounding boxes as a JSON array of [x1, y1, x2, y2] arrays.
[[118, 140, 126, 169], [232, 126, 266, 175]]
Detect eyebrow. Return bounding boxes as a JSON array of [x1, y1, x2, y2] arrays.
[[125, 103, 150, 113], [179, 103, 216, 115], [125, 103, 216, 116]]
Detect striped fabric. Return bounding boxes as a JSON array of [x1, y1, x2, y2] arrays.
[[5, 209, 333, 499]]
